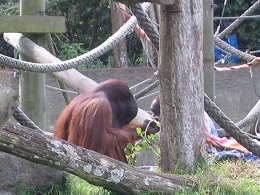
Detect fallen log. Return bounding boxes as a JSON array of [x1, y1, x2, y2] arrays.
[[0, 122, 196, 194]]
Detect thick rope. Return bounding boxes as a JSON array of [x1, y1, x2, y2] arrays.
[[214, 1, 260, 62], [130, 3, 159, 50], [218, 111, 260, 139], [129, 3, 260, 156], [0, 16, 137, 72], [214, 36, 255, 62], [218, 0, 260, 39], [12, 108, 42, 131], [237, 110, 260, 130], [204, 94, 260, 157]]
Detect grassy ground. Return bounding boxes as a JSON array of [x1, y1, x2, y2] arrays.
[[12, 160, 260, 195], [178, 160, 260, 195]]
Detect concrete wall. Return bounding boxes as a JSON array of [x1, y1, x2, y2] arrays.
[[0, 69, 63, 193], [215, 66, 260, 123], [0, 66, 259, 190]]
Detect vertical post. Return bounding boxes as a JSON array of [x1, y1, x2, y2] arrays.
[[19, 0, 46, 130], [203, 0, 215, 100], [159, 0, 204, 172]]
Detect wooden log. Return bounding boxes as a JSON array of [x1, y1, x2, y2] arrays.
[[0, 122, 195, 194], [3, 33, 151, 123], [0, 87, 18, 129], [0, 15, 66, 33]]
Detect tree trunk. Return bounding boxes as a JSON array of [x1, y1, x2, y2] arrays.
[[111, 2, 129, 68], [0, 122, 195, 194], [159, 0, 205, 172]]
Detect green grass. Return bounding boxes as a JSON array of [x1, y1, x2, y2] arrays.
[[10, 160, 260, 195], [178, 160, 260, 195], [10, 174, 111, 195]]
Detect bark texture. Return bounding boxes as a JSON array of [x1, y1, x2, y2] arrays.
[[111, 2, 129, 68], [159, 0, 205, 172], [0, 122, 195, 194]]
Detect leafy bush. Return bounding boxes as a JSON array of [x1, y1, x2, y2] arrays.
[[124, 123, 161, 166], [58, 42, 114, 69]]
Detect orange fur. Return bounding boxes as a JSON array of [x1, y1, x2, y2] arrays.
[[54, 79, 159, 163]]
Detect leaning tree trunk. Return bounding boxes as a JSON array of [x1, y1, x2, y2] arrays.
[[0, 122, 196, 194], [0, 86, 197, 194], [159, 0, 205, 172]]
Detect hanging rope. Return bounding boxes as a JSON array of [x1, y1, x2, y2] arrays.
[[204, 94, 260, 157], [217, 0, 260, 39], [0, 16, 137, 72], [130, 3, 159, 51], [214, 36, 255, 62]]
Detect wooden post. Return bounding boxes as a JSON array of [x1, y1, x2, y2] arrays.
[[203, 0, 215, 100], [159, 0, 205, 172], [19, 0, 46, 130]]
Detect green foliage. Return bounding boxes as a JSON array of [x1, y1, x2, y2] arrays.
[[9, 174, 111, 195], [64, 175, 111, 195], [127, 33, 144, 67], [0, 0, 19, 15], [58, 42, 114, 69], [214, 0, 260, 52], [45, 0, 123, 68], [46, 0, 111, 50], [59, 43, 85, 60], [0, 0, 146, 68], [124, 122, 161, 166]]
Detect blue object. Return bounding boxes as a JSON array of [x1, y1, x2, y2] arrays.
[[214, 150, 258, 162], [209, 117, 219, 137], [214, 34, 239, 64]]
